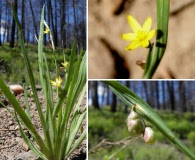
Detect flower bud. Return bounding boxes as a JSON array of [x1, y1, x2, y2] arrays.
[[127, 119, 144, 137], [127, 109, 144, 137], [143, 127, 155, 144], [128, 109, 139, 120]]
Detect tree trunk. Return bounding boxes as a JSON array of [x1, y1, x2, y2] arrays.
[[72, 0, 79, 49], [167, 81, 175, 112], [54, 0, 58, 47], [155, 81, 160, 109], [10, 0, 17, 48], [111, 92, 117, 112], [81, 0, 86, 49], [179, 81, 187, 112], [0, 0, 2, 45], [92, 81, 100, 110], [28, 0, 38, 38], [48, 0, 57, 47], [61, 0, 66, 48], [21, 0, 25, 42]]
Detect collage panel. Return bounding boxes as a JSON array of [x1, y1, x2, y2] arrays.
[[88, 80, 195, 160], [88, 0, 195, 79], [0, 0, 86, 160]]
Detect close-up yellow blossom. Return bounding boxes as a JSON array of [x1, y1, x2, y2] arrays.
[[50, 76, 62, 87], [43, 28, 50, 34], [61, 61, 69, 69], [121, 15, 156, 51]]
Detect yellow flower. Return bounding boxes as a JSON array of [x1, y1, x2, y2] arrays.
[[61, 61, 69, 69], [43, 28, 50, 34], [50, 76, 62, 87], [121, 15, 156, 51]]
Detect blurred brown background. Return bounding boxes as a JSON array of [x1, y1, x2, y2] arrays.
[[88, 0, 195, 79]]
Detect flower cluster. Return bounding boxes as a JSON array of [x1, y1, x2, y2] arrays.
[[43, 28, 50, 34], [127, 105, 155, 144], [61, 61, 69, 69], [50, 76, 62, 87], [121, 15, 156, 51]]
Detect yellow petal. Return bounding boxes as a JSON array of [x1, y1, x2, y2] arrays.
[[50, 80, 56, 86], [142, 17, 152, 32], [121, 33, 136, 41], [127, 15, 141, 32], [56, 76, 62, 83], [140, 40, 149, 48], [126, 41, 141, 51], [61, 61, 69, 68], [44, 28, 50, 34], [147, 29, 157, 40], [50, 76, 62, 87]]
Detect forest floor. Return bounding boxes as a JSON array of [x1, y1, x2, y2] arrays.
[[88, 0, 195, 79], [0, 89, 86, 160]]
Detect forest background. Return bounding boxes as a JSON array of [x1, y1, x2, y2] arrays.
[[0, 0, 86, 83]]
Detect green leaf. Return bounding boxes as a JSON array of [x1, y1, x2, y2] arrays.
[[15, 113, 47, 160], [0, 78, 49, 157], [143, 0, 170, 78]]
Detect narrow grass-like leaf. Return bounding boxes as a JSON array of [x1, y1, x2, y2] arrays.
[[65, 111, 80, 154], [52, 43, 77, 159], [37, 6, 55, 157], [65, 130, 86, 159], [11, 4, 55, 158], [23, 83, 31, 119], [0, 78, 49, 156], [15, 113, 47, 160], [52, 42, 77, 118], [11, 4, 46, 132], [74, 84, 87, 112], [66, 110, 87, 155], [143, 43, 153, 76], [143, 0, 170, 78], [59, 51, 84, 159]]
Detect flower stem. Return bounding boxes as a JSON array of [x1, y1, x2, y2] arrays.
[[143, 0, 170, 78]]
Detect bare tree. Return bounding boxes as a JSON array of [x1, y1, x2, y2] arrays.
[[28, 0, 38, 38], [111, 92, 117, 112], [178, 81, 187, 112], [0, 0, 2, 45], [91, 81, 100, 110], [60, 0, 66, 47], [167, 81, 175, 112], [21, 0, 25, 41], [10, 0, 17, 48]]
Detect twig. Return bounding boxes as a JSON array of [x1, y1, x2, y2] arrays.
[[89, 136, 140, 154]]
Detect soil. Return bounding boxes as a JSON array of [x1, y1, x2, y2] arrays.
[[88, 0, 195, 79], [0, 89, 86, 160]]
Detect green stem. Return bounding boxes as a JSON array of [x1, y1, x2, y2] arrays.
[[143, 0, 170, 78]]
